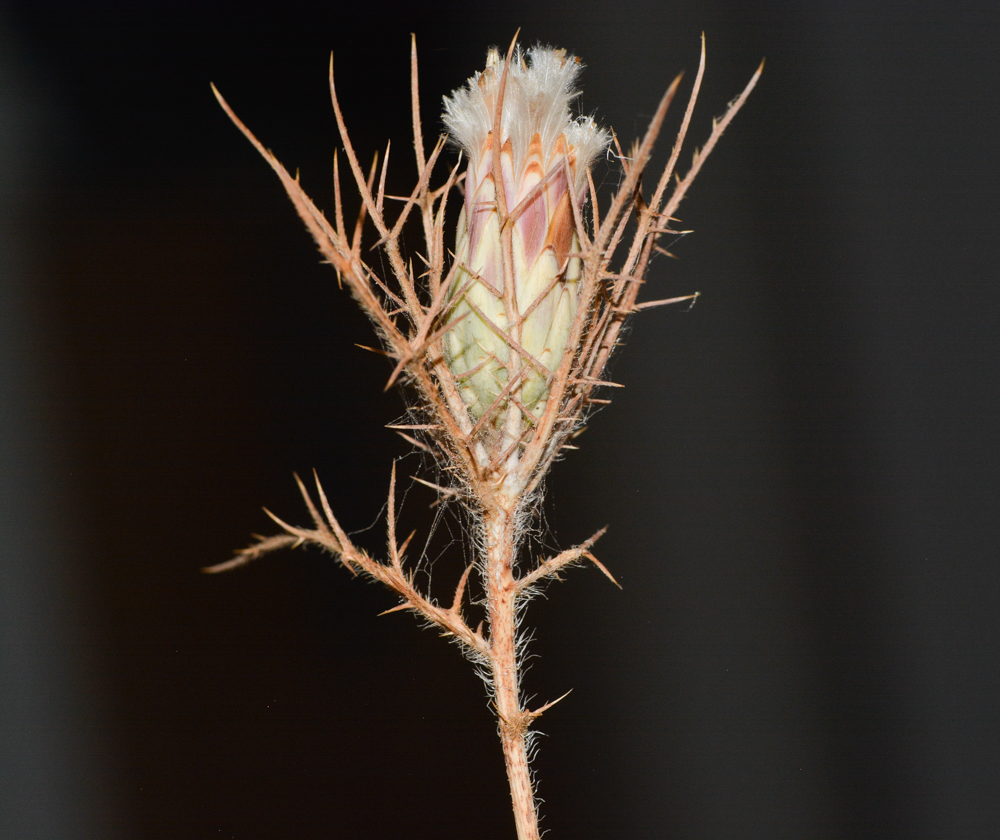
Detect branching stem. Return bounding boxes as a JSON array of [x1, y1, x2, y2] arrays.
[[209, 34, 760, 840]]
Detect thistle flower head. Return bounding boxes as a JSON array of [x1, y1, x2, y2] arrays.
[[216, 38, 760, 840], [441, 46, 611, 426]]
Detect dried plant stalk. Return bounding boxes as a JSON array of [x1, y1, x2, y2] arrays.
[[207, 34, 761, 840]]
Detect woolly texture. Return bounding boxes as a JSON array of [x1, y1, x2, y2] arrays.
[[442, 46, 609, 195]]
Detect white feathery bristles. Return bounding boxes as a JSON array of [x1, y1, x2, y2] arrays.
[[442, 45, 610, 191]]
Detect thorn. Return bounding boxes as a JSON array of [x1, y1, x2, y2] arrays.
[[378, 602, 413, 616], [571, 378, 624, 388], [633, 292, 700, 311], [262, 506, 300, 535], [312, 469, 351, 555], [398, 529, 417, 558], [529, 689, 573, 719], [412, 476, 460, 499], [584, 550, 621, 589], [293, 471, 326, 533], [384, 352, 413, 391], [451, 561, 475, 613], [387, 462, 400, 568], [355, 343, 391, 357], [395, 430, 432, 453]]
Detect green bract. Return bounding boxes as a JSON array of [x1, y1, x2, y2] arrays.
[[442, 47, 609, 425]]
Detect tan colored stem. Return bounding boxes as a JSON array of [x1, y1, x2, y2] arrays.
[[216, 38, 760, 840], [484, 499, 540, 840]]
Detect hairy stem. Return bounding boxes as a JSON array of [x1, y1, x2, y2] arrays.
[[484, 497, 539, 840], [215, 37, 759, 840]]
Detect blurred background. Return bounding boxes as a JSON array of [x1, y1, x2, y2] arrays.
[[2, 1, 998, 838]]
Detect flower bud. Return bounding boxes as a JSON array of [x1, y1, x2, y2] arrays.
[[442, 46, 609, 425]]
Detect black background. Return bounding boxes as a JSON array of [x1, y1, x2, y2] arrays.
[[2, 1, 999, 838]]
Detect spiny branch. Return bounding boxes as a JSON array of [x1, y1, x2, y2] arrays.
[[515, 527, 617, 594], [213, 37, 759, 840], [203, 534, 301, 575], [207, 470, 489, 659]]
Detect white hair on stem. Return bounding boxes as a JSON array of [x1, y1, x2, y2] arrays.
[[210, 32, 762, 840]]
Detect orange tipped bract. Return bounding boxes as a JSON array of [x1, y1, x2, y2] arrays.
[[442, 46, 609, 425]]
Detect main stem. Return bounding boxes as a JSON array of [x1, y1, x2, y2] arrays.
[[484, 496, 540, 840]]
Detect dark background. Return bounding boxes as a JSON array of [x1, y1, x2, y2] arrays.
[[2, 1, 998, 838]]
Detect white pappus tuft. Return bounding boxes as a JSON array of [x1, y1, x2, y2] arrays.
[[442, 45, 610, 195]]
